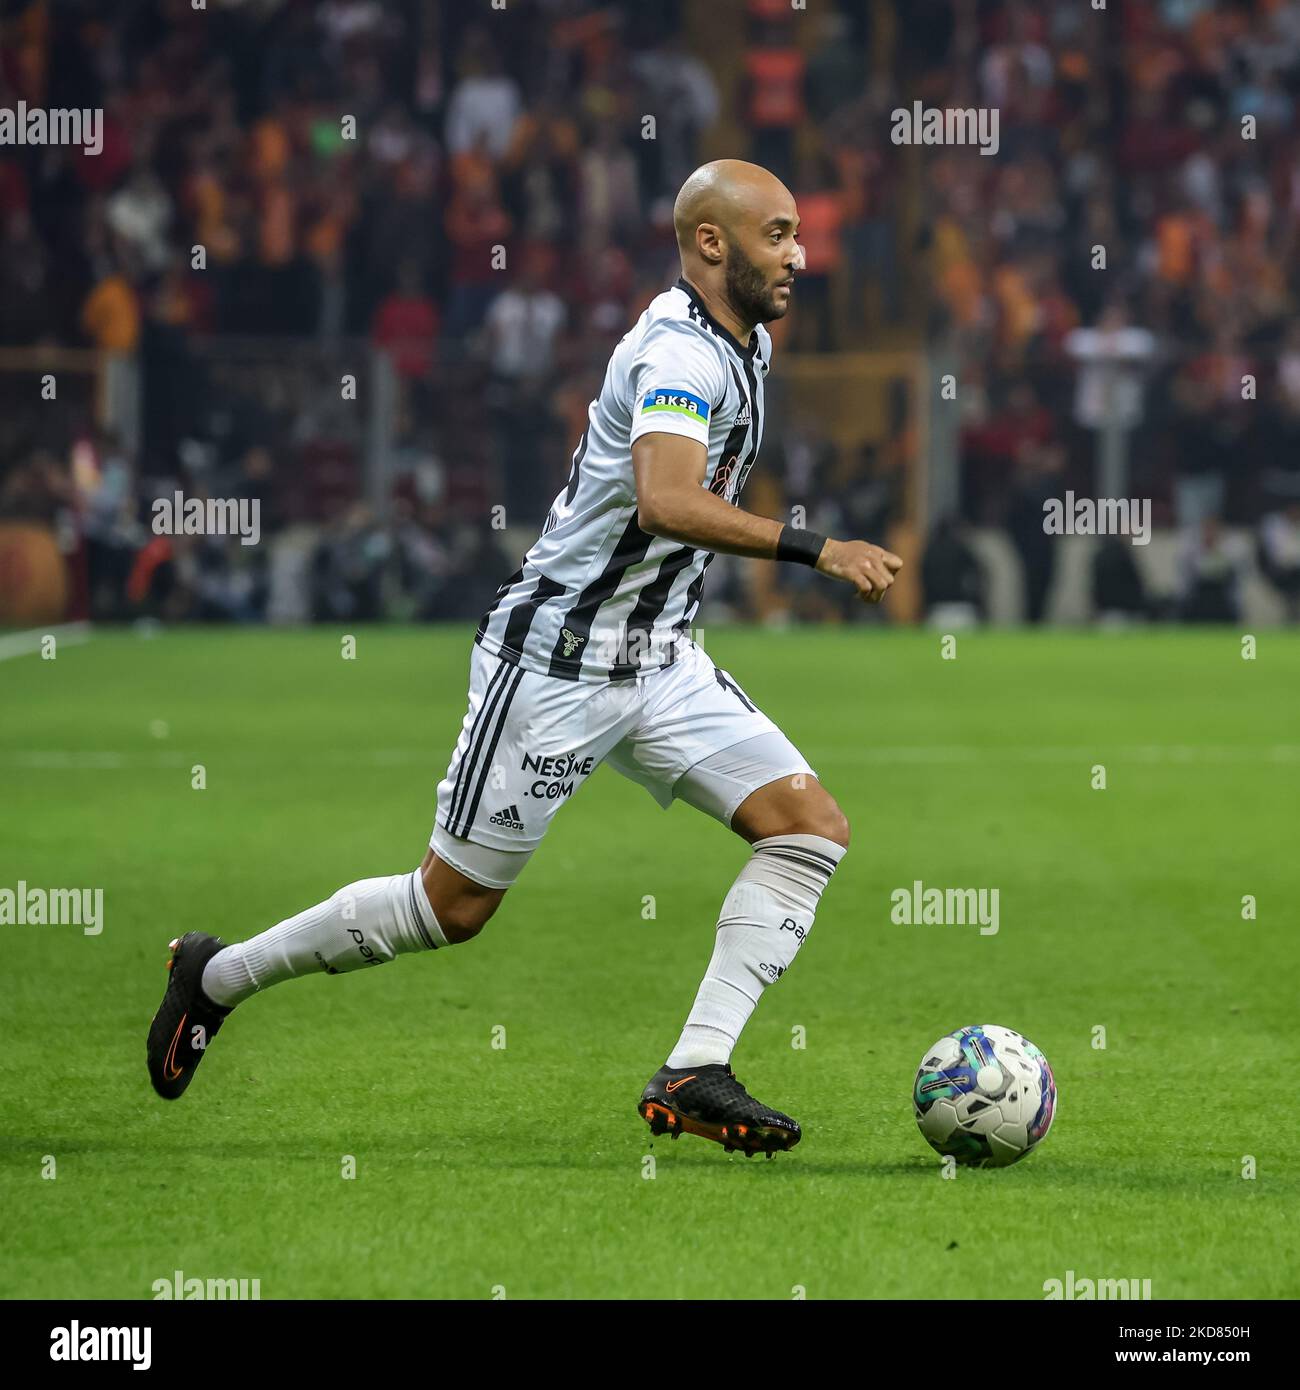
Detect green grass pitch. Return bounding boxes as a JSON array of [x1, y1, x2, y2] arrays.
[[1, 625, 1296, 1299]]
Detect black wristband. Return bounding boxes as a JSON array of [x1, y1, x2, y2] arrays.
[[776, 524, 828, 567]]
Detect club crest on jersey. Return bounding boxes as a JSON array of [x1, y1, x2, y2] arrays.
[[641, 388, 710, 423], [710, 454, 739, 497], [560, 627, 585, 657]]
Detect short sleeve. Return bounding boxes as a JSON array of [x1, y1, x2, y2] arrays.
[[628, 321, 726, 449]]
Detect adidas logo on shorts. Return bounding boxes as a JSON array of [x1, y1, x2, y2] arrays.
[[489, 804, 526, 830]]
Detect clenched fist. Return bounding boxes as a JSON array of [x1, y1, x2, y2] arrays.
[[815, 538, 904, 603]]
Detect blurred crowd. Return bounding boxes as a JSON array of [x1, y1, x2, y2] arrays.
[[0, 0, 895, 623], [1, 0, 1298, 627], [911, 0, 1300, 620]]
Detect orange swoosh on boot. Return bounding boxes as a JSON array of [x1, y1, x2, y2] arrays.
[[164, 1013, 188, 1081]]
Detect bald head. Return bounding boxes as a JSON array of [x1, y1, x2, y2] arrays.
[[673, 160, 792, 263], [672, 159, 801, 337]]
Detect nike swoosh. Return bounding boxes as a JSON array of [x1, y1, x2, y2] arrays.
[[665, 1075, 697, 1093], [163, 1012, 188, 1081]]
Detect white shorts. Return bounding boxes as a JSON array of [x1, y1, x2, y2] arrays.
[[430, 637, 816, 888]]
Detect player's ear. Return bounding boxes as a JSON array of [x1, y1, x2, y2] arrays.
[[696, 223, 724, 266]]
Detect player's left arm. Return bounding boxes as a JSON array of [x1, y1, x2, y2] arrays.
[[632, 433, 902, 603]]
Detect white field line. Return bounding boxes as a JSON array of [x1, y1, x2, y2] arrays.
[[0, 622, 90, 662], [1, 744, 1298, 771], [809, 744, 1300, 765]]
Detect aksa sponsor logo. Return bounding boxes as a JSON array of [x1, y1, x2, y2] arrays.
[[641, 388, 710, 422]]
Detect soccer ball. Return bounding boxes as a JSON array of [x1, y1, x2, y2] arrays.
[[912, 1024, 1056, 1167]]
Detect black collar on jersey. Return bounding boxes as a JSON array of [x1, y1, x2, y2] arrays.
[[675, 275, 761, 361]]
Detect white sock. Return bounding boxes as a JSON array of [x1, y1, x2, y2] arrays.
[[201, 869, 448, 1007], [666, 834, 847, 1069]]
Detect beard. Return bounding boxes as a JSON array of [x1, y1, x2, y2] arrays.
[[724, 242, 788, 325]]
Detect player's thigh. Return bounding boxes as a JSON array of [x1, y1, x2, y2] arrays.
[[431, 644, 636, 891], [608, 640, 824, 832]]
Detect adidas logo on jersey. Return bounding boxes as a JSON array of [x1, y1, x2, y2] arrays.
[[489, 804, 526, 830], [735, 402, 751, 427]]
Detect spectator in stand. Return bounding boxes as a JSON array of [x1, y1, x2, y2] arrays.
[[0, 208, 53, 345], [483, 246, 568, 522], [1256, 504, 1300, 623], [444, 30, 523, 162], [1007, 440, 1066, 624], [921, 516, 985, 628], [629, 27, 721, 195], [1169, 366, 1240, 531], [483, 247, 567, 386], [105, 159, 173, 276], [824, 79, 902, 328], [499, 91, 581, 246], [577, 120, 642, 263], [1252, 332, 1300, 510], [1063, 302, 1157, 497], [443, 147, 513, 341], [372, 259, 440, 392], [742, 11, 805, 179], [962, 380, 1056, 524], [570, 243, 635, 342], [1091, 538, 1147, 627], [1178, 516, 1250, 624], [789, 150, 845, 353], [81, 265, 140, 353]]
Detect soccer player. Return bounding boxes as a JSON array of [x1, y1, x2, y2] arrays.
[[148, 160, 902, 1156]]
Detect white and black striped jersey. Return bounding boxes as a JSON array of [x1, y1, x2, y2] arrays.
[[475, 276, 771, 682]]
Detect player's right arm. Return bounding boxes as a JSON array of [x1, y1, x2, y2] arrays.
[[627, 319, 900, 602], [631, 433, 901, 602]]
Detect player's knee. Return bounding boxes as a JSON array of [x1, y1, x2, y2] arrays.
[[766, 795, 849, 849], [421, 849, 509, 944], [436, 891, 502, 944], [791, 792, 850, 849], [818, 801, 851, 850]]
